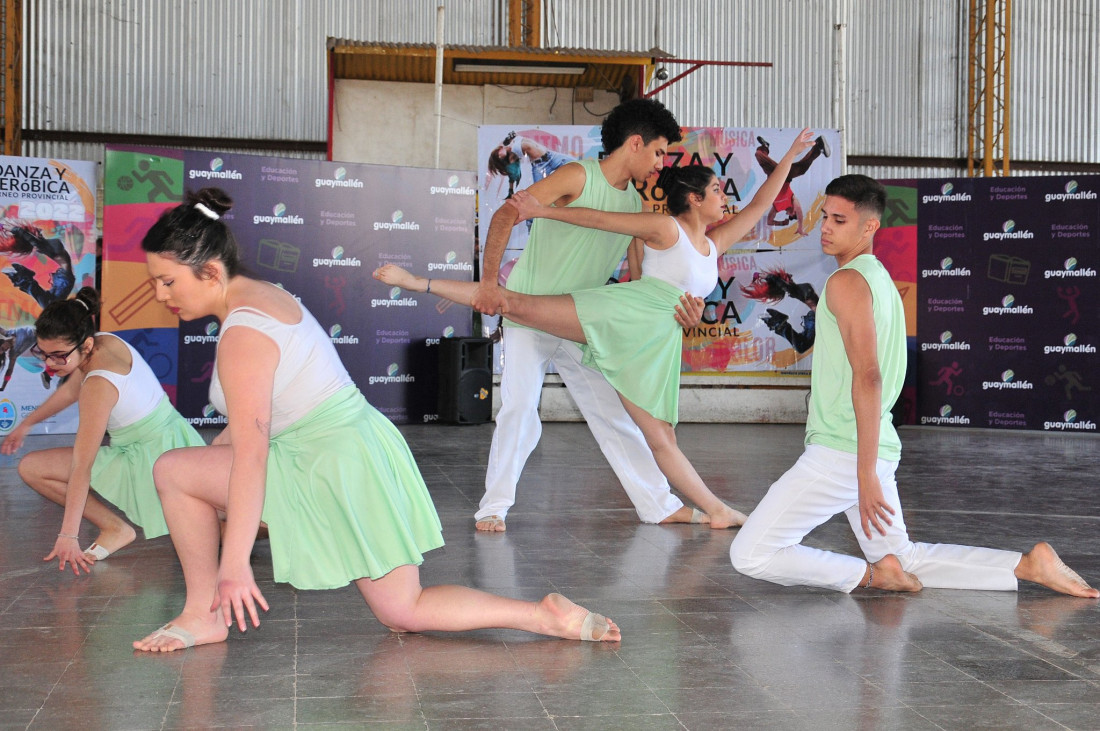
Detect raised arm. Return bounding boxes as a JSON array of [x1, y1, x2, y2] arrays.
[[213, 326, 278, 631], [46, 376, 118, 573], [507, 189, 679, 248], [828, 268, 894, 540], [709, 129, 816, 252]]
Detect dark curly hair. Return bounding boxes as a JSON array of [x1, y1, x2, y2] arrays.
[[601, 98, 682, 153]]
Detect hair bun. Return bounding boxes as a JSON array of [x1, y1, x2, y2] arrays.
[[190, 187, 234, 216]]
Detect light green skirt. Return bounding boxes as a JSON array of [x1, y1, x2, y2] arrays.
[[90, 395, 205, 539], [571, 276, 684, 425], [261, 386, 444, 590]]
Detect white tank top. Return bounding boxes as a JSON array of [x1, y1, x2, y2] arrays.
[[209, 303, 353, 435], [82, 332, 166, 431], [641, 220, 719, 298]]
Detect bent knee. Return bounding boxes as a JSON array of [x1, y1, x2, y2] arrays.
[[371, 607, 421, 634], [151, 449, 188, 494], [729, 534, 769, 578]]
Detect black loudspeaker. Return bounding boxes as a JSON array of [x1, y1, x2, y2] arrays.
[[438, 337, 492, 424]]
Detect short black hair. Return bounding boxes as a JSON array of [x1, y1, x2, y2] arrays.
[[601, 98, 682, 153], [825, 174, 886, 219]]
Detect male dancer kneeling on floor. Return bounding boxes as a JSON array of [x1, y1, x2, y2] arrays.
[[730, 174, 1098, 598]]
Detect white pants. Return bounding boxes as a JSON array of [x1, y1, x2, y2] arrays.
[[477, 328, 683, 523], [730, 444, 1022, 592]]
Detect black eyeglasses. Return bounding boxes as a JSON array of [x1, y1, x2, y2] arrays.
[[29, 343, 80, 366]]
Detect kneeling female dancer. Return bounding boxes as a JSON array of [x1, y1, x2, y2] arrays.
[[134, 188, 618, 652], [2, 288, 205, 573], [376, 131, 816, 530]]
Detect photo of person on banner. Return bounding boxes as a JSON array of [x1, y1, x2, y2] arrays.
[[754, 133, 831, 238], [375, 129, 819, 532], [484, 130, 577, 200]]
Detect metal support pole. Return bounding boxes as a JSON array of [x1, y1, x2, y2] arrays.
[[433, 3, 444, 169]]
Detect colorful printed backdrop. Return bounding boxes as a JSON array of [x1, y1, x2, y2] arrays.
[[0, 156, 97, 435], [103, 147, 476, 425], [477, 125, 843, 376]]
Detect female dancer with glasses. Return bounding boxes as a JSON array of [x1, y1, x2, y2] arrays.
[[1, 287, 205, 573]]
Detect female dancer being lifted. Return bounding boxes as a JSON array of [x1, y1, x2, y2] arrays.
[[376, 130, 817, 530]]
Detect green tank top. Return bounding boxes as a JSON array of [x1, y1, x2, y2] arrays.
[[805, 254, 905, 461], [504, 158, 641, 305]]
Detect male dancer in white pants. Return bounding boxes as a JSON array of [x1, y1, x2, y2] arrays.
[[731, 174, 1097, 597], [471, 98, 702, 532]]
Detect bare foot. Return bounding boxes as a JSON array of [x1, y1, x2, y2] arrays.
[[372, 264, 425, 291], [86, 523, 137, 559], [657, 506, 696, 525], [538, 593, 621, 642], [1016, 542, 1099, 598], [475, 515, 506, 532], [708, 505, 749, 530], [865, 555, 922, 592], [133, 611, 228, 653]]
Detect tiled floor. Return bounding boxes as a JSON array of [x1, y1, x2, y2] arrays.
[[2, 422, 1100, 729]]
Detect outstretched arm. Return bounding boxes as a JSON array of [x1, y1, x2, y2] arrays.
[[507, 189, 679, 248], [829, 269, 894, 540], [709, 129, 816, 252]]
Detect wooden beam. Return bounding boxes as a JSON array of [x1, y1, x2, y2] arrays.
[[3, 0, 22, 157]]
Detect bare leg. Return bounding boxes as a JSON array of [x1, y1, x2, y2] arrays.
[[19, 448, 137, 554], [1015, 542, 1099, 598], [616, 395, 747, 530], [856, 555, 922, 592], [133, 445, 233, 652], [356, 564, 620, 641], [374, 264, 587, 342]]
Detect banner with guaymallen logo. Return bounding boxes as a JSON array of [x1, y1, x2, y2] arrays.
[[477, 125, 843, 376], [0, 156, 97, 436], [103, 147, 475, 425], [917, 175, 1099, 431]]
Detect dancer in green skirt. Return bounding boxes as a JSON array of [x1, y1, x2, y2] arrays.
[[3, 287, 205, 573], [376, 130, 817, 530], [133, 188, 620, 652]]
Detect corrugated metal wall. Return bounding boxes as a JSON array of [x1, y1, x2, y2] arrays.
[[20, 0, 1100, 176]]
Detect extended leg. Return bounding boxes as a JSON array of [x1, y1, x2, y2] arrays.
[[617, 394, 746, 529], [374, 265, 586, 343], [356, 564, 620, 641], [553, 340, 685, 524]]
